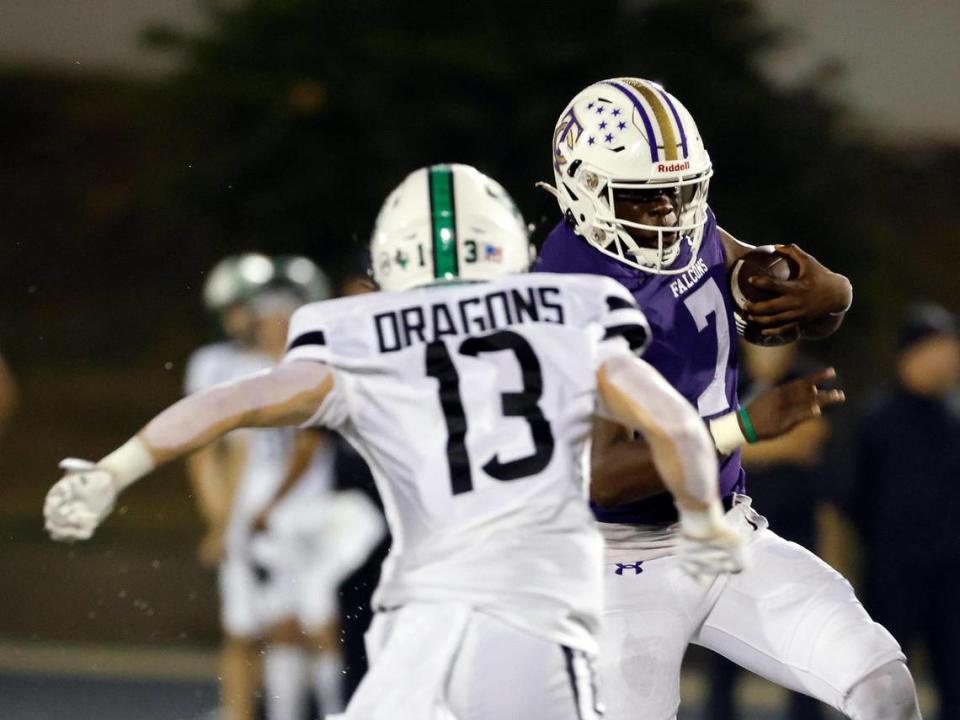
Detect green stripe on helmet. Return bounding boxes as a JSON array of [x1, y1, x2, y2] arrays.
[[428, 165, 459, 280]]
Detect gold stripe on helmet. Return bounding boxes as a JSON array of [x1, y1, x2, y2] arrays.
[[623, 79, 679, 162]]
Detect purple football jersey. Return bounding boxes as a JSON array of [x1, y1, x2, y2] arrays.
[[535, 209, 746, 524]]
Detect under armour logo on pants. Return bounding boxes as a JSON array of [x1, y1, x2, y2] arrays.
[[615, 562, 644, 575]]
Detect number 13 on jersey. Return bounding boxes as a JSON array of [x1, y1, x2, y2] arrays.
[[425, 330, 556, 495]]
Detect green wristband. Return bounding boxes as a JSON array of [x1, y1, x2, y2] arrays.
[[738, 407, 758, 444]]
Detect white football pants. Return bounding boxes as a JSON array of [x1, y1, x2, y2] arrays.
[[342, 602, 602, 720], [599, 497, 904, 720]]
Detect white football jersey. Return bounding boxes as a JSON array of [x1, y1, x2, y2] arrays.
[[184, 341, 269, 396], [184, 341, 336, 546], [283, 273, 650, 653]]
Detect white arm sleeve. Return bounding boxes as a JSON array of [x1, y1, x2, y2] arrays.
[[598, 347, 719, 508], [57, 362, 335, 499], [142, 362, 332, 459]]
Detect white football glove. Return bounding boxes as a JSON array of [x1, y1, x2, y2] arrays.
[[677, 503, 746, 584], [43, 458, 119, 542]]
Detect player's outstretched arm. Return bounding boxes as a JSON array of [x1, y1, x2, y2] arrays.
[[43, 362, 333, 542], [597, 351, 744, 579]]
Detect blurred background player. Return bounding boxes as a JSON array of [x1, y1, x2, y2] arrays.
[[185, 252, 279, 720], [538, 77, 919, 719], [238, 255, 354, 720], [186, 253, 273, 571], [847, 304, 960, 720], [245, 260, 385, 720], [43, 163, 744, 720], [184, 253, 380, 720], [705, 341, 837, 720]]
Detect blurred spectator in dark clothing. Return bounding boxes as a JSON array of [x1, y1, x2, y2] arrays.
[[705, 342, 833, 720], [847, 303, 960, 720]]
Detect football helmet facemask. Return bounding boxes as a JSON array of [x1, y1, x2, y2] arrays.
[[544, 77, 712, 275], [370, 163, 532, 293]]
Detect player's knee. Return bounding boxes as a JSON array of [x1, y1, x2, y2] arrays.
[[841, 660, 920, 720]]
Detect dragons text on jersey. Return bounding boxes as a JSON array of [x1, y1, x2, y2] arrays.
[[372, 286, 565, 353]]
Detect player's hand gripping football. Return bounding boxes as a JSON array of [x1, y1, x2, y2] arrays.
[[744, 244, 853, 339], [678, 505, 745, 583], [745, 367, 844, 441], [43, 459, 119, 541]]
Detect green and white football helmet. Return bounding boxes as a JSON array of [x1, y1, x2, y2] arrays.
[[270, 255, 332, 304], [204, 253, 330, 309], [202, 253, 275, 311], [370, 164, 532, 292]]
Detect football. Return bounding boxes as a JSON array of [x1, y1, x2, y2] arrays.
[[729, 246, 800, 346]]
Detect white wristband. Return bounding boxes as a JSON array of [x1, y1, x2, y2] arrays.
[[679, 499, 727, 539], [98, 436, 156, 492], [708, 412, 747, 456]]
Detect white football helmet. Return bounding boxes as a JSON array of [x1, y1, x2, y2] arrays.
[[203, 252, 275, 310], [370, 163, 531, 292], [270, 255, 332, 303], [545, 77, 713, 274]]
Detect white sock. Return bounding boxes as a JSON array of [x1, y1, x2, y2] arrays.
[[263, 644, 309, 720], [312, 652, 344, 714]]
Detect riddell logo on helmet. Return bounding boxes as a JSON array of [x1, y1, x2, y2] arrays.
[[656, 161, 690, 173]]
